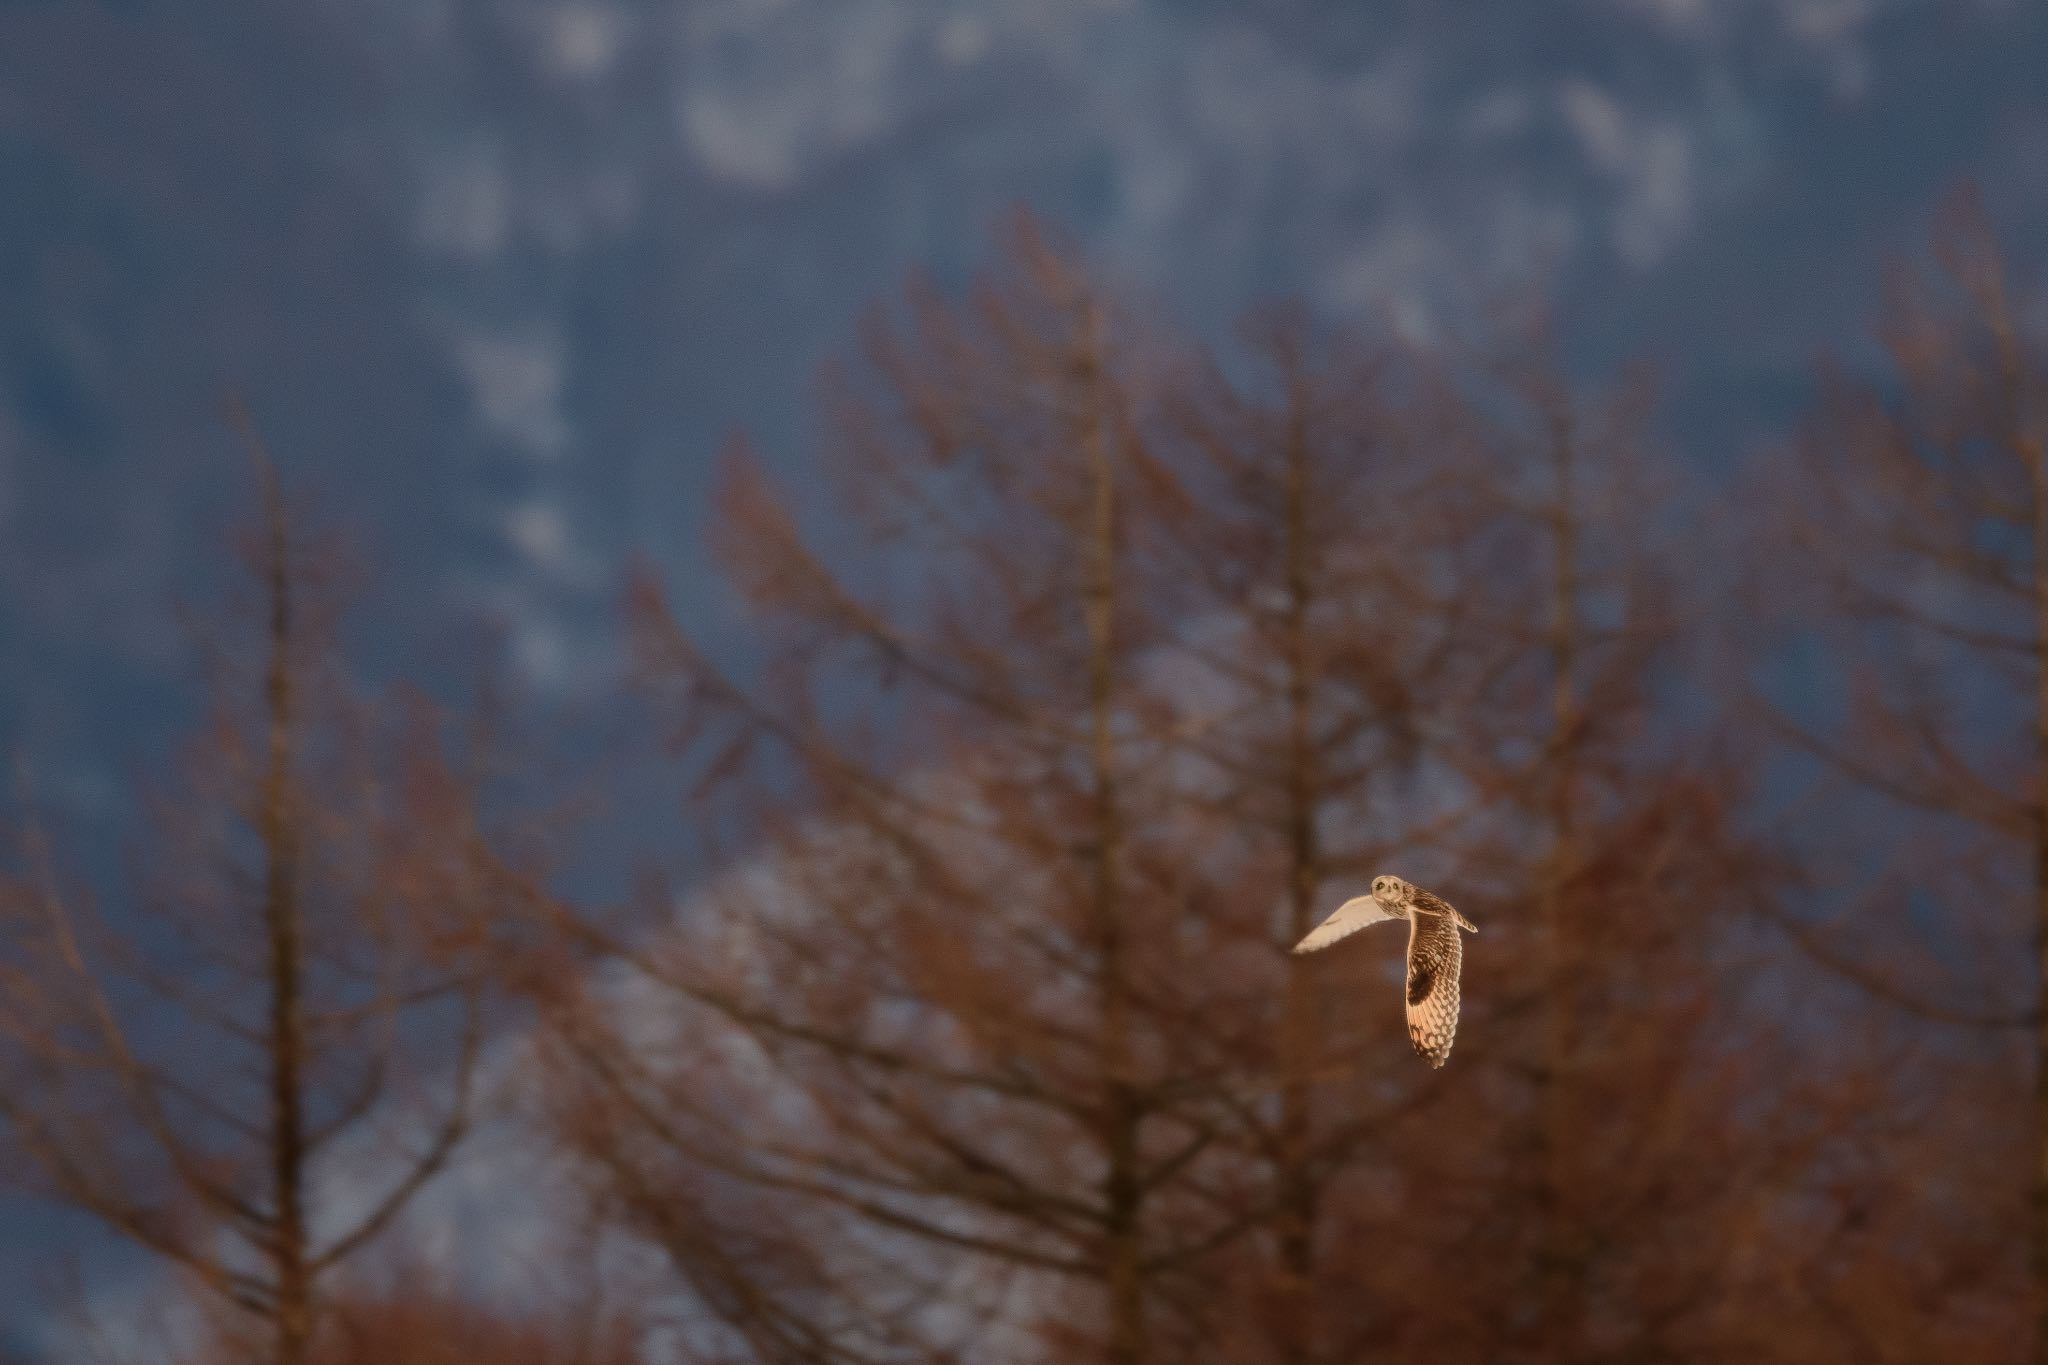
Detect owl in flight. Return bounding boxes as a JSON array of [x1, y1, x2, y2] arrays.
[[1293, 875, 1479, 1068]]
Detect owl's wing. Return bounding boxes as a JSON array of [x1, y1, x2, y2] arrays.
[[1410, 886, 1478, 933], [1292, 895, 1399, 954], [1404, 909, 1465, 1068]]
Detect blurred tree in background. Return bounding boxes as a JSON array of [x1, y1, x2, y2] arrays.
[[0, 437, 532, 1365], [536, 222, 1844, 1363], [4, 204, 2047, 1364], [1753, 192, 2048, 1362], [545, 219, 1255, 1364]]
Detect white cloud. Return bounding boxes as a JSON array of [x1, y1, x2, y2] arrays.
[[636, 0, 1873, 316], [674, 84, 805, 189], [415, 142, 511, 257], [448, 322, 571, 460], [1616, 0, 1718, 35], [1614, 123, 1696, 266], [1784, 0, 1877, 46], [1483, 191, 1581, 280], [519, 159, 642, 252], [1321, 219, 1453, 342], [503, 494, 605, 583], [450, 563, 615, 696], [936, 13, 991, 66], [1559, 79, 1697, 267], [511, 616, 571, 689], [1560, 80, 1631, 175], [503, 498, 573, 573], [538, 2, 631, 80], [1462, 87, 1534, 141], [672, 0, 928, 189]]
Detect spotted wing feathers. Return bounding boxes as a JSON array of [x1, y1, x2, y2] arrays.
[[1404, 909, 1465, 1068], [1410, 886, 1478, 933]]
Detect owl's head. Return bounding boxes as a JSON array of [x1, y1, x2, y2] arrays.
[[1370, 875, 1411, 907]]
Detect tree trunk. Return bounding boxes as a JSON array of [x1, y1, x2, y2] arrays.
[[1978, 281, 2048, 1365], [2024, 395, 2048, 1365], [1536, 399, 1584, 1362], [1079, 303, 1145, 1365], [258, 481, 312, 1365], [1277, 391, 1322, 1364]]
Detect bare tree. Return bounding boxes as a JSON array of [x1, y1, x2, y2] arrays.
[[0, 439, 520, 1365], [539, 234, 1851, 1364], [1151, 312, 1817, 1363], [541, 218, 1287, 1364], [1137, 307, 1520, 1363], [1394, 333, 1811, 1363], [1756, 194, 2048, 1359]]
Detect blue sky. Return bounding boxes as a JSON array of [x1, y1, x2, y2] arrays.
[[2, 0, 2046, 1349]]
